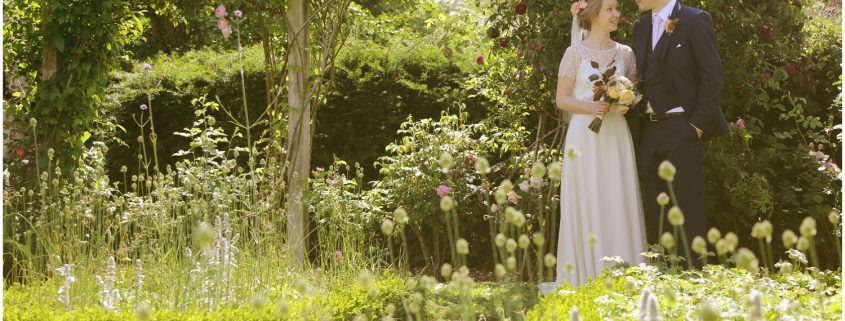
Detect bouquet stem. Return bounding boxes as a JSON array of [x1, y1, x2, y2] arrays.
[[588, 115, 604, 133]]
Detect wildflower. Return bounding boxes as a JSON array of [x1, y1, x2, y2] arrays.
[[707, 228, 721, 244], [495, 264, 507, 278], [736, 118, 746, 129], [715, 239, 730, 256], [544, 253, 556, 267], [658, 161, 676, 182], [799, 217, 817, 237], [775, 261, 793, 273], [530, 176, 543, 189], [136, 302, 153, 321], [494, 188, 508, 204], [393, 207, 409, 224], [495, 233, 506, 247], [140, 104, 148, 110], [531, 161, 547, 178], [441, 263, 452, 278], [796, 236, 810, 251], [381, 219, 395, 236], [735, 248, 759, 274], [565, 145, 581, 159], [691, 236, 707, 255], [475, 156, 491, 174], [215, 4, 227, 18], [667, 206, 684, 226], [439, 195, 455, 211], [234, 9, 242, 18], [217, 18, 229, 31], [456, 238, 469, 255], [724, 232, 739, 251], [507, 191, 521, 204], [548, 161, 563, 181], [438, 152, 454, 171], [656, 192, 670, 206], [661, 232, 675, 250], [506, 256, 517, 270], [29, 118, 37, 127], [491, 204, 498, 213], [782, 229, 797, 248], [518, 181, 530, 192], [143, 63, 152, 71], [435, 184, 450, 197], [748, 290, 764, 320], [506, 238, 517, 253], [698, 301, 719, 321], [533, 232, 545, 247], [518, 234, 530, 249], [829, 210, 840, 225]]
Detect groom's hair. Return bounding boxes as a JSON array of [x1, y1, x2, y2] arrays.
[[577, 0, 604, 31]]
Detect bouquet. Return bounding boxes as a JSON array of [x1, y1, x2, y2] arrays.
[[586, 61, 643, 133]]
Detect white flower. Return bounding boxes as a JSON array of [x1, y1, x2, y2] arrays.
[[735, 248, 759, 274], [796, 236, 810, 251], [518, 234, 530, 249], [506, 239, 518, 253], [531, 161, 547, 178], [495, 264, 507, 278], [658, 161, 676, 182], [565, 145, 581, 160], [440, 263, 453, 278], [691, 236, 707, 255], [707, 227, 721, 244], [656, 192, 670, 206], [544, 253, 557, 267], [548, 161, 563, 181], [782, 229, 797, 248], [661, 232, 675, 249], [456, 238, 469, 255], [533, 232, 546, 247], [393, 207, 409, 224], [667, 206, 684, 226], [475, 156, 491, 175], [495, 233, 507, 247], [506, 256, 517, 270], [748, 290, 764, 320], [800, 216, 817, 237], [381, 219, 395, 236], [438, 152, 454, 170], [439, 195, 455, 212], [829, 210, 840, 225]]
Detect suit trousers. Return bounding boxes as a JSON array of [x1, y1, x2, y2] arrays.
[[638, 116, 707, 247]]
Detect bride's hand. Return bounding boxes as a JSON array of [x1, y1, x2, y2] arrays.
[[587, 101, 610, 116]]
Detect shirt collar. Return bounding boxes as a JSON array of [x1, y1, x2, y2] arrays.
[[652, 0, 677, 21]]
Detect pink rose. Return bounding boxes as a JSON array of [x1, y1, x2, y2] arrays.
[[530, 176, 543, 189], [217, 18, 229, 31], [736, 118, 745, 129], [436, 185, 450, 197], [507, 191, 521, 204], [215, 4, 227, 18]]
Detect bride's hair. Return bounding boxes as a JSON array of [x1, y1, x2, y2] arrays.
[[576, 0, 604, 31]]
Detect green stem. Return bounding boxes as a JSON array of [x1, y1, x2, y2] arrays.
[[679, 227, 693, 270]]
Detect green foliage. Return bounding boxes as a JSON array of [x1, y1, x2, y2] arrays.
[[528, 264, 842, 320], [4, 0, 143, 169]]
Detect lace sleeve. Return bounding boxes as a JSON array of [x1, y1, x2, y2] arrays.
[[558, 46, 580, 79], [622, 45, 637, 81]]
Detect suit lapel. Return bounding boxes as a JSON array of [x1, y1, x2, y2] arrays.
[[636, 15, 651, 77], [657, 2, 683, 63]]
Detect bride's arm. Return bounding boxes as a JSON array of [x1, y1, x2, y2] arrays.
[[555, 75, 609, 115], [555, 47, 609, 115]]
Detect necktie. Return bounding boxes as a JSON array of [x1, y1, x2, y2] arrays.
[[652, 15, 663, 50]]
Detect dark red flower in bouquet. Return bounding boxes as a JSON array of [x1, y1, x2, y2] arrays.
[[531, 41, 543, 52], [516, 49, 524, 58], [476, 54, 485, 65], [15, 147, 25, 158], [515, 1, 527, 15]]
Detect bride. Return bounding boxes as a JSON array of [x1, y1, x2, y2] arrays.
[[541, 0, 647, 292]]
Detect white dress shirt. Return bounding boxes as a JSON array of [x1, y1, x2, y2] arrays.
[[646, 0, 683, 114]]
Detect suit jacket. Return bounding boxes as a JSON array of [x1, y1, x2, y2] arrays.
[[630, 1, 729, 140]]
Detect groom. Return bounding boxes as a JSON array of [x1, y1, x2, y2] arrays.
[[630, 0, 729, 245]]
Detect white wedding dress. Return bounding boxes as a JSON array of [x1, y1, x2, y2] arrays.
[[540, 42, 647, 293]]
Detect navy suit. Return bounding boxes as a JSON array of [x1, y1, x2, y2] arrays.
[[631, 2, 728, 245]]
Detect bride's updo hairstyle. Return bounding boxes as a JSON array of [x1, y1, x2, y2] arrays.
[[576, 0, 604, 31]]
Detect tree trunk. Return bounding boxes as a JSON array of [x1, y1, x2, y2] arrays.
[[285, 0, 311, 265]]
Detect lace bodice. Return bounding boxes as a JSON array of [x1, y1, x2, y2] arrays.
[[558, 42, 637, 91]]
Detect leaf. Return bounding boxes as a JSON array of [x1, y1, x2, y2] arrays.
[[588, 74, 600, 82], [80, 131, 91, 143], [590, 61, 599, 69], [53, 35, 65, 53]]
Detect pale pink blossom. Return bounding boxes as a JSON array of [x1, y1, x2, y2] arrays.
[[215, 4, 227, 18], [530, 176, 543, 189], [518, 181, 530, 192], [736, 118, 745, 129], [507, 191, 521, 204], [436, 185, 450, 197]]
